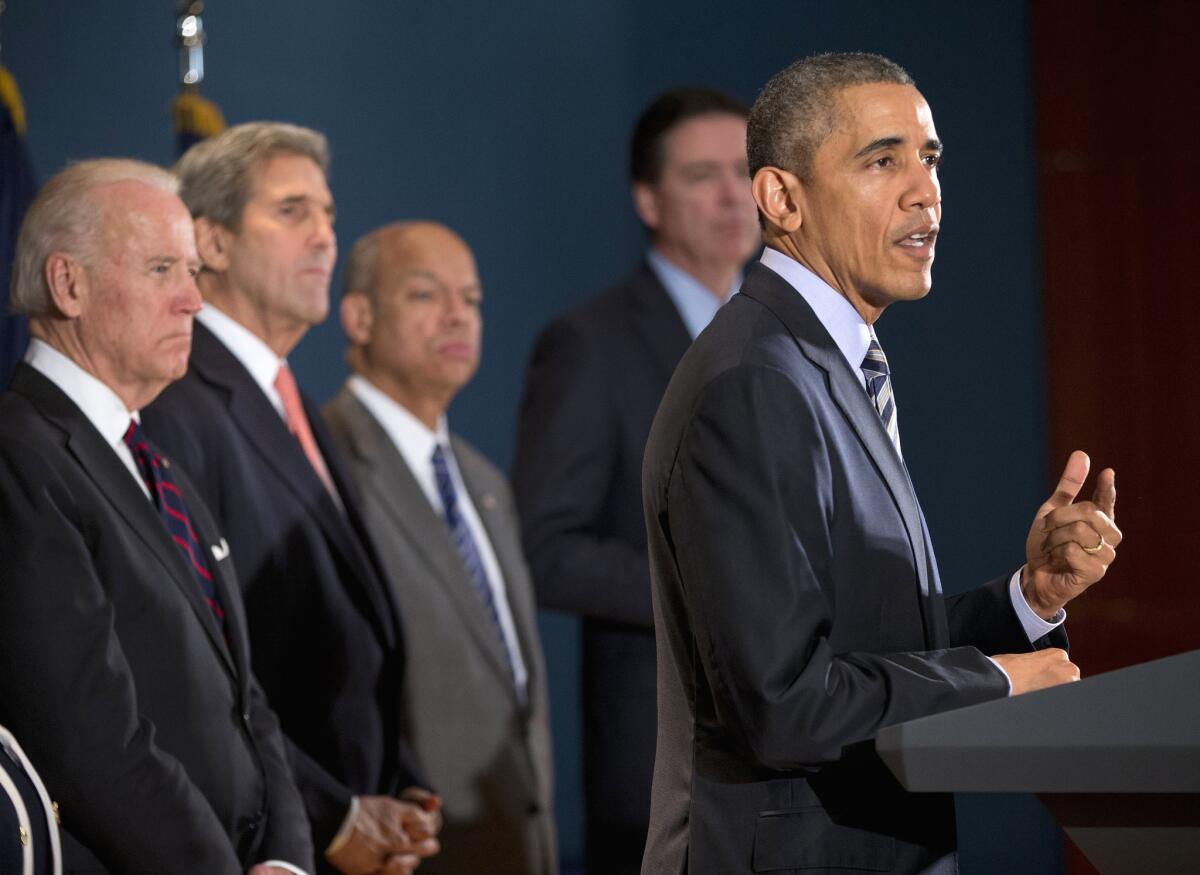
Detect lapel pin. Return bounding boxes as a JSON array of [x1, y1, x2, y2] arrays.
[[211, 537, 230, 561], [481, 494, 498, 511]]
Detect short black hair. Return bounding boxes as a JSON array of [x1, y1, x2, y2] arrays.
[[748, 52, 914, 182], [630, 87, 749, 185]]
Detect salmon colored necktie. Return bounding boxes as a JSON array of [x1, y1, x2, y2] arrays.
[[274, 362, 337, 498]]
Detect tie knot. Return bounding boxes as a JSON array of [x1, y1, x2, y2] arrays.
[[123, 419, 149, 453], [274, 362, 299, 402], [861, 337, 890, 379]]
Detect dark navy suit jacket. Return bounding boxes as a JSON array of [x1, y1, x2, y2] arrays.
[[0, 725, 60, 875], [0, 365, 312, 874], [144, 323, 423, 857], [513, 261, 691, 872], [640, 262, 1067, 874]]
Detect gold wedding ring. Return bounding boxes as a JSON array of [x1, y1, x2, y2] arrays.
[[1082, 535, 1105, 555]]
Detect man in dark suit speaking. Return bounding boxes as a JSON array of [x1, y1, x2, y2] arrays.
[[0, 159, 312, 873], [641, 53, 1122, 874]]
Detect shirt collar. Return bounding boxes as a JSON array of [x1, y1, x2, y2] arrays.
[[24, 338, 138, 445], [197, 304, 288, 402], [646, 248, 739, 340], [347, 374, 450, 474], [758, 247, 874, 384]]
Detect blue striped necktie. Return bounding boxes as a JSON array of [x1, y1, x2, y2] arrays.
[[124, 420, 226, 630], [431, 444, 516, 686], [861, 334, 901, 455]]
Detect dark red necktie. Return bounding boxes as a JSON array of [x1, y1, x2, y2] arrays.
[[123, 419, 226, 630]]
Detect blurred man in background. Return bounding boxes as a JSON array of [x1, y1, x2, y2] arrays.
[[513, 88, 760, 873]]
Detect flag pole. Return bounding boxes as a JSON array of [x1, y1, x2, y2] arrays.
[[172, 0, 224, 155]]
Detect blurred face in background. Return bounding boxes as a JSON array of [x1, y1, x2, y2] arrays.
[[633, 112, 760, 287], [344, 223, 482, 428]]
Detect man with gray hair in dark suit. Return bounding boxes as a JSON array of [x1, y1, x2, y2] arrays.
[[142, 124, 440, 875]]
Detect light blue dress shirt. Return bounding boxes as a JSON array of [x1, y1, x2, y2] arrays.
[[646, 249, 739, 340]]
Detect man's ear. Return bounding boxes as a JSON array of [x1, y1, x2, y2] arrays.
[[340, 291, 374, 346], [194, 217, 232, 273], [751, 166, 804, 234], [43, 252, 88, 319], [631, 182, 662, 231]]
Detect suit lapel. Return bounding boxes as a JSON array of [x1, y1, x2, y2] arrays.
[[13, 366, 240, 675], [739, 264, 946, 647], [333, 391, 519, 696], [625, 261, 694, 386], [189, 326, 396, 645]]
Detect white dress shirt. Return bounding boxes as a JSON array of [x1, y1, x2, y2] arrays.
[[197, 305, 289, 417], [757, 248, 1064, 678], [347, 375, 529, 699], [23, 339, 311, 874], [198, 304, 342, 511]]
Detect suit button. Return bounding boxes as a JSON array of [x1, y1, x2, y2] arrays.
[[527, 801, 541, 815]]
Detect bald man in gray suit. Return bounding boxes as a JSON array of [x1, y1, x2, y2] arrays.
[[323, 222, 556, 875]]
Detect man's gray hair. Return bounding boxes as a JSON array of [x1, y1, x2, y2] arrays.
[[748, 52, 914, 181], [174, 121, 329, 228], [10, 158, 178, 316], [343, 227, 384, 306]]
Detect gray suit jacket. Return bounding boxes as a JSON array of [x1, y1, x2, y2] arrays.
[[323, 387, 557, 875]]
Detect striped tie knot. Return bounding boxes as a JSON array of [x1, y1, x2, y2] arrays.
[[861, 337, 891, 378]]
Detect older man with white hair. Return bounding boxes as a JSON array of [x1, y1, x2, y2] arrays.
[[0, 158, 312, 875]]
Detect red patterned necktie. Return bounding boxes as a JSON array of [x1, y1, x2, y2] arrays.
[[124, 419, 225, 629]]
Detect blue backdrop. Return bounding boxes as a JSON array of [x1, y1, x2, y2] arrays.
[[5, 1, 1055, 870]]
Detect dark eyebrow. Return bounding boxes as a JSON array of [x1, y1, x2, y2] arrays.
[[854, 136, 944, 159], [855, 137, 902, 159]]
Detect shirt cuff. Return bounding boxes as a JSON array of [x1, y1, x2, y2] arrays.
[[1008, 567, 1066, 642], [984, 655, 1013, 696], [324, 796, 360, 857], [261, 863, 310, 875]]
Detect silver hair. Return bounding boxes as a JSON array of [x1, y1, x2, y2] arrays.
[[343, 226, 384, 305], [748, 52, 914, 182], [10, 158, 178, 316], [174, 121, 329, 228]]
